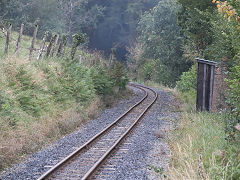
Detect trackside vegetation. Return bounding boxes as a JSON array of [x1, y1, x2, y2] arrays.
[[0, 0, 239, 179], [166, 92, 240, 180], [0, 31, 129, 171], [132, 0, 240, 179]]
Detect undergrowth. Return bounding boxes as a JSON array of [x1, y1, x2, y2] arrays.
[[0, 29, 129, 171], [165, 90, 240, 180]]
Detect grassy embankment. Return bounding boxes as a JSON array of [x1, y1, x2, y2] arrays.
[[146, 82, 240, 180], [0, 31, 128, 171]]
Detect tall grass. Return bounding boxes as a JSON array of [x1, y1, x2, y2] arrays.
[[0, 57, 102, 170], [0, 31, 129, 171], [165, 92, 240, 180]]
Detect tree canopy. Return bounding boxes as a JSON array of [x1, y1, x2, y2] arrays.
[[0, 0, 158, 60]]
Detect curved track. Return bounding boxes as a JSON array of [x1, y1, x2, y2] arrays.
[[37, 84, 158, 180]]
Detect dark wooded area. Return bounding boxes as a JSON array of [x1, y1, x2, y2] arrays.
[[0, 0, 158, 60]]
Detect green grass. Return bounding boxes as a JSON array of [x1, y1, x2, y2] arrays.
[[144, 81, 239, 179], [0, 30, 42, 58], [0, 30, 128, 171], [165, 90, 240, 180]]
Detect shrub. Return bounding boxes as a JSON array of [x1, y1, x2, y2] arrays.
[[225, 65, 240, 137], [90, 67, 113, 95], [111, 61, 129, 90], [139, 60, 156, 81], [176, 64, 197, 92], [154, 61, 175, 86], [0, 56, 120, 171]]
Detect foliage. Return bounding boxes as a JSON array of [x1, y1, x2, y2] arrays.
[[177, 1, 214, 57], [110, 61, 129, 90], [71, 32, 88, 59], [176, 64, 197, 92], [176, 0, 240, 131], [206, 1, 240, 131], [213, 0, 240, 23], [89, 0, 158, 59], [128, 0, 192, 86], [72, 32, 88, 47], [167, 111, 240, 179], [178, 0, 214, 10], [90, 67, 113, 95], [0, 0, 64, 36], [225, 65, 240, 131], [172, 1, 240, 178], [0, 0, 159, 60], [138, 60, 156, 82], [0, 54, 120, 128], [0, 27, 129, 171], [204, 14, 239, 62]]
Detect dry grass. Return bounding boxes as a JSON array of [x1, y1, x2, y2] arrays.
[[0, 92, 130, 171], [0, 55, 130, 172], [0, 30, 133, 172], [0, 98, 102, 171], [144, 82, 239, 180], [164, 112, 238, 180], [86, 97, 102, 119], [165, 113, 212, 180]]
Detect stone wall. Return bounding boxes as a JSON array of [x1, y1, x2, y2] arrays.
[[212, 63, 229, 112]]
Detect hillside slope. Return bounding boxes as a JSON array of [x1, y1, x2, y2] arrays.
[[0, 31, 128, 171]]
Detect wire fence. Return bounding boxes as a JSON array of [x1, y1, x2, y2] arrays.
[[0, 23, 111, 69], [0, 23, 69, 61]]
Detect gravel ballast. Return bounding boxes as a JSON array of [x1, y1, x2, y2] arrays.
[[0, 84, 179, 180]]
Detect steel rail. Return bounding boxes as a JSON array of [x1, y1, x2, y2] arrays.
[[37, 84, 148, 180], [81, 84, 158, 180]]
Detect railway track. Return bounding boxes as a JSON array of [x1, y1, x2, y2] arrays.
[[37, 84, 158, 180]]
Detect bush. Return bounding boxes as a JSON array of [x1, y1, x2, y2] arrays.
[[176, 64, 197, 92], [0, 56, 120, 171], [90, 66, 113, 95], [0, 57, 118, 126], [154, 61, 175, 86], [139, 60, 156, 81], [111, 61, 129, 90], [225, 65, 240, 137]]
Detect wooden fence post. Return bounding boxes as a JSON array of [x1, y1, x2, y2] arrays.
[[79, 55, 82, 64], [15, 23, 24, 55], [109, 48, 116, 69], [29, 24, 38, 60], [61, 36, 68, 57], [46, 34, 57, 57], [4, 24, 12, 55], [71, 43, 78, 60], [51, 34, 59, 57], [57, 35, 67, 57], [37, 31, 48, 60]]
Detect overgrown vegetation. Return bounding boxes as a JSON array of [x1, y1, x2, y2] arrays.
[[128, 2, 240, 177], [0, 29, 128, 171], [0, 0, 159, 59], [167, 111, 240, 179], [128, 0, 239, 129], [163, 91, 240, 180], [136, 2, 240, 178], [127, 0, 192, 87], [176, 0, 240, 129], [167, 1, 240, 178], [1, 0, 239, 178]]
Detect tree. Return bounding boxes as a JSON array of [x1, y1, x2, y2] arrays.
[[129, 0, 191, 86], [177, 0, 215, 58], [88, 0, 158, 60]]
